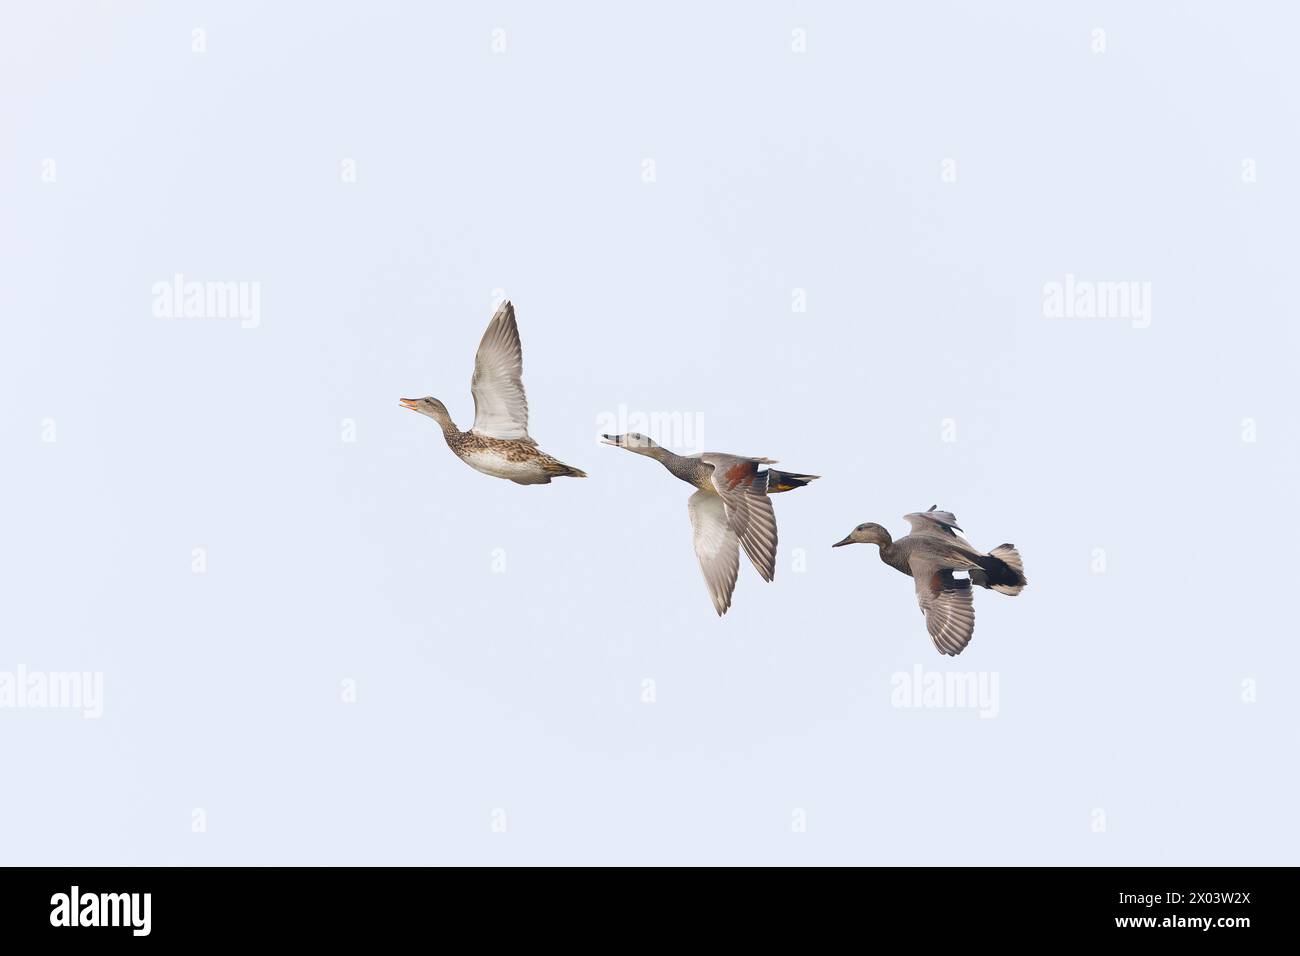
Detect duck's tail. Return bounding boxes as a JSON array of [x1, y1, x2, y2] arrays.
[[765, 469, 820, 493], [547, 460, 588, 479], [970, 544, 1026, 596]]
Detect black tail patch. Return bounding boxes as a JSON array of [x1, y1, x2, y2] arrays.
[[766, 470, 819, 493], [972, 544, 1026, 595]]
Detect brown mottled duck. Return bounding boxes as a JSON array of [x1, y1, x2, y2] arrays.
[[401, 301, 586, 484]]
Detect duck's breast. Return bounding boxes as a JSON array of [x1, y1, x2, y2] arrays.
[[460, 446, 550, 482]]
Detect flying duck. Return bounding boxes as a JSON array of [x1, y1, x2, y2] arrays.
[[833, 506, 1026, 655], [401, 301, 586, 484], [602, 432, 818, 615]]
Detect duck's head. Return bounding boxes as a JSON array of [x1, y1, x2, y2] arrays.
[[400, 396, 452, 426], [600, 432, 661, 455], [833, 522, 892, 549]]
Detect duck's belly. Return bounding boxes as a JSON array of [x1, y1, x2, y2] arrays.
[[460, 448, 551, 484]]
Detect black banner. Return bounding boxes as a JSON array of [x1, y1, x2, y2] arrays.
[[0, 867, 1282, 943]]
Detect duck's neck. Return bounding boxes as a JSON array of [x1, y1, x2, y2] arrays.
[[644, 446, 696, 484], [878, 537, 906, 572], [434, 416, 461, 444]]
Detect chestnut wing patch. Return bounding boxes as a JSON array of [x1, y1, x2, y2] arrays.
[[700, 454, 779, 583]]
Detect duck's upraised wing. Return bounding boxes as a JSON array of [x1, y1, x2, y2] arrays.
[[904, 505, 963, 538], [688, 490, 740, 616], [470, 301, 533, 443], [700, 453, 778, 582], [910, 560, 976, 656]]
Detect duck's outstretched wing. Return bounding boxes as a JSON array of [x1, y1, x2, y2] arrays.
[[910, 560, 976, 656], [688, 490, 741, 616], [700, 454, 778, 582], [470, 301, 534, 443], [904, 505, 963, 538]]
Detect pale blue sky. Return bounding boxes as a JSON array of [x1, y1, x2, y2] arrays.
[[2, 1, 1296, 864]]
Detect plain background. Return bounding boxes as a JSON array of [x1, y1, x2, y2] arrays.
[[2, 2, 1296, 865]]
